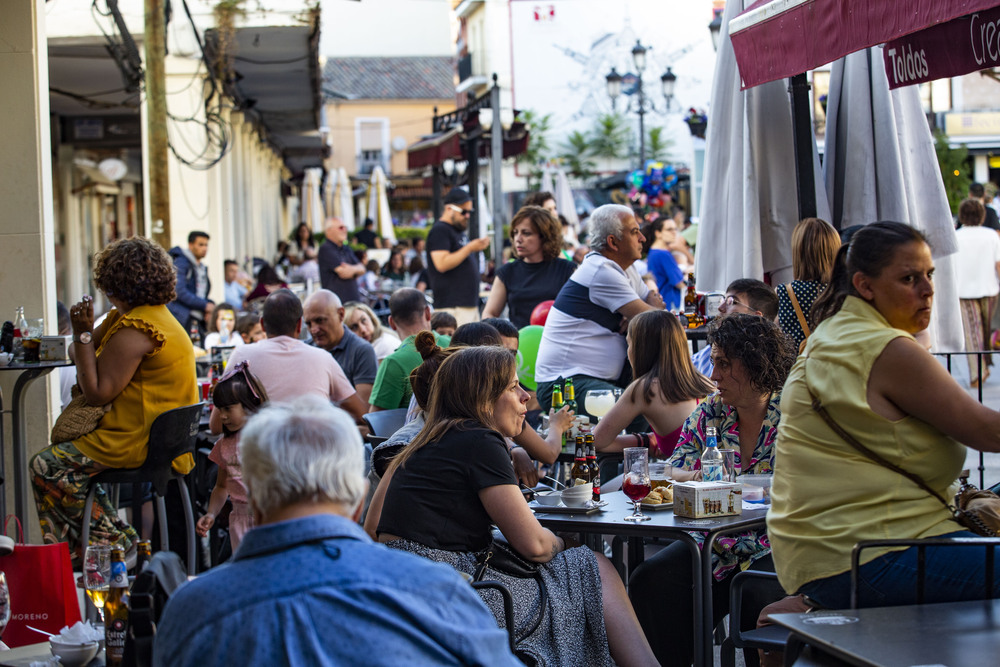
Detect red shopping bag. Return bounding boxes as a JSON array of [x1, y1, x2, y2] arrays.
[[0, 516, 81, 647]]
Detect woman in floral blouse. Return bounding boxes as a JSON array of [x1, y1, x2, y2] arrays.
[[629, 314, 796, 667]]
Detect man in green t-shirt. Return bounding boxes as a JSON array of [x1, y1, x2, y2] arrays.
[[369, 288, 451, 411]]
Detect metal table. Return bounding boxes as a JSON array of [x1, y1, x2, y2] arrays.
[[771, 598, 1000, 666], [532, 490, 767, 667], [0, 360, 73, 524]]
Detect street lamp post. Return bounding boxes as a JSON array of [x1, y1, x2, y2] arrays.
[[606, 40, 676, 169]]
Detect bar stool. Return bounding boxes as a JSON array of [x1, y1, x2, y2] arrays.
[[80, 403, 205, 576]]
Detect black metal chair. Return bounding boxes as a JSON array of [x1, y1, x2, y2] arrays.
[[80, 403, 205, 576], [362, 408, 408, 439], [720, 571, 789, 667]]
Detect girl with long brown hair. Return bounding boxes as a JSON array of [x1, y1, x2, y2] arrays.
[[592, 310, 714, 457]]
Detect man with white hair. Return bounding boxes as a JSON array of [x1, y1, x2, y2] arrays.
[[155, 398, 520, 666], [318, 217, 364, 303], [534, 204, 664, 420]]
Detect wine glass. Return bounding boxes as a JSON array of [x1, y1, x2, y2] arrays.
[[622, 447, 652, 522], [83, 545, 112, 623], [584, 389, 615, 424], [0, 572, 10, 641]]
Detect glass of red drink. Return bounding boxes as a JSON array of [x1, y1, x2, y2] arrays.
[[622, 447, 652, 522]]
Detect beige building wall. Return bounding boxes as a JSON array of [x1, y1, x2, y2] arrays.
[[1, 0, 60, 542], [325, 99, 454, 177]]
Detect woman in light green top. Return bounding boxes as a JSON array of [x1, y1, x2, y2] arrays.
[[770, 221, 1000, 610]]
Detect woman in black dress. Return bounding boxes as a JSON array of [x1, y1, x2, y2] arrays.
[[366, 346, 656, 667]]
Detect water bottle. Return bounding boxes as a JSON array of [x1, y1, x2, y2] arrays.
[[12, 307, 27, 360], [700, 426, 725, 482]]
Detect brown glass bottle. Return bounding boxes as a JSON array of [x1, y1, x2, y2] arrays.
[[105, 546, 129, 666], [570, 437, 589, 486], [585, 435, 601, 502]]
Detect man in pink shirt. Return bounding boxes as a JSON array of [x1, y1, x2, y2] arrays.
[[224, 290, 367, 424]]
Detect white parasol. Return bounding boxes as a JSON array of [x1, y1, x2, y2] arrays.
[[301, 168, 324, 233], [823, 46, 962, 351], [333, 167, 356, 231], [367, 166, 395, 245], [554, 168, 579, 230], [697, 0, 831, 292]]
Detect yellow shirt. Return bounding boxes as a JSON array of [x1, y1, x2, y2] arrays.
[[768, 296, 966, 594], [74, 305, 198, 472]]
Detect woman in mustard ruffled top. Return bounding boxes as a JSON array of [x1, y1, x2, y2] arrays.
[[31, 238, 197, 565]]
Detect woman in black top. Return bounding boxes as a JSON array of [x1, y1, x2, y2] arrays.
[[482, 206, 577, 328], [366, 346, 656, 667]]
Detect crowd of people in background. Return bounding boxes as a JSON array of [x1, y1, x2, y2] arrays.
[[33, 179, 1000, 666]]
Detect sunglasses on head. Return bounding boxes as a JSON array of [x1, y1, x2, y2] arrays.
[[218, 360, 262, 402]]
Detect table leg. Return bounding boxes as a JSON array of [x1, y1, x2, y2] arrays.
[[12, 368, 53, 525], [673, 533, 706, 666]]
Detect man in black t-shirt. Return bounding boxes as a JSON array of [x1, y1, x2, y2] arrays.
[[426, 188, 490, 325], [970, 182, 1000, 231], [354, 218, 380, 249]]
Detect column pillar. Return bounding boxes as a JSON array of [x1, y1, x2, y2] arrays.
[[0, 0, 60, 541]]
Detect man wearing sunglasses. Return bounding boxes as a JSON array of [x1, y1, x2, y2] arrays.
[[691, 278, 778, 376], [426, 188, 491, 325]]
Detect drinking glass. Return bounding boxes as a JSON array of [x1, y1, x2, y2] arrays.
[[622, 447, 652, 522], [0, 572, 10, 640], [584, 389, 615, 423], [83, 545, 112, 623]]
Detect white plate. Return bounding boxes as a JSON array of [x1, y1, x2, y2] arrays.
[[528, 500, 603, 514]]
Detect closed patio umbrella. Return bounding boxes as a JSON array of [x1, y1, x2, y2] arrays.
[[823, 46, 962, 351], [367, 166, 395, 245], [333, 167, 356, 231], [697, 0, 831, 293]]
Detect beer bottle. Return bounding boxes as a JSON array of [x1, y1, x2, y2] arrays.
[[136, 540, 152, 573], [105, 546, 129, 667], [684, 273, 701, 328], [550, 383, 567, 452], [564, 377, 578, 414], [189, 321, 202, 348], [570, 437, 589, 486], [585, 434, 601, 502]]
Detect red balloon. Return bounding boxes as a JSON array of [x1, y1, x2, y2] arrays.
[[530, 300, 554, 326]]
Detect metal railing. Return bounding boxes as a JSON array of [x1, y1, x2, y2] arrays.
[[934, 350, 999, 489]]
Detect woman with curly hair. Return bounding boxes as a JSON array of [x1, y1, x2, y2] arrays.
[[31, 237, 198, 566], [628, 313, 796, 667], [482, 205, 577, 328]]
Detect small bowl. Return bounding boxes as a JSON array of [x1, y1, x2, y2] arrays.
[[0, 352, 12, 367], [535, 490, 562, 506], [49, 639, 99, 667], [561, 484, 593, 507]]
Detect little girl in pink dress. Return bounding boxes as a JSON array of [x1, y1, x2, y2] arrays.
[[196, 361, 268, 551]]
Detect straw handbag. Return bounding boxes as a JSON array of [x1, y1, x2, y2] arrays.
[[50, 384, 109, 444]]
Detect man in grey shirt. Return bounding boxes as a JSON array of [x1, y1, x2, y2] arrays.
[[304, 289, 378, 404]]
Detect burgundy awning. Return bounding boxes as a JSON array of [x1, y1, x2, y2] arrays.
[[407, 128, 462, 170], [729, 0, 1000, 90], [883, 5, 1000, 89]]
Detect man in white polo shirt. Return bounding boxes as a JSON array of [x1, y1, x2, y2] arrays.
[[534, 204, 664, 421]]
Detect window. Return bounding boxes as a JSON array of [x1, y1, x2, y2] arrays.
[[356, 118, 389, 175]]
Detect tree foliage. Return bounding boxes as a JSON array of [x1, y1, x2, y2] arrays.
[[934, 129, 971, 215], [589, 112, 630, 161], [645, 126, 674, 163], [517, 109, 553, 188], [558, 130, 596, 179]]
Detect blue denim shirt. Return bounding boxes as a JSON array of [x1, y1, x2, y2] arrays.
[[153, 514, 519, 667]]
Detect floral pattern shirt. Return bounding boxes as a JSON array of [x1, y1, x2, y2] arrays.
[[667, 391, 782, 580]]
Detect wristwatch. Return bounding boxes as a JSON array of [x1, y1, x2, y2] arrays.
[[75, 331, 93, 345]]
